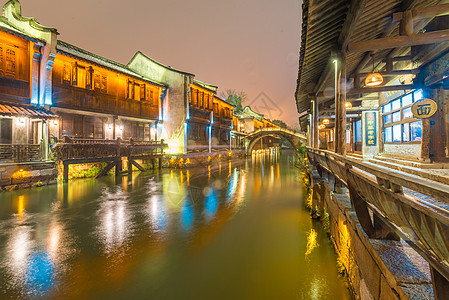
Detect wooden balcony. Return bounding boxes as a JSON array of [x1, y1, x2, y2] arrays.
[[0, 144, 41, 163]]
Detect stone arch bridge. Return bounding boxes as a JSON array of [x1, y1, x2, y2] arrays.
[[244, 128, 307, 155]]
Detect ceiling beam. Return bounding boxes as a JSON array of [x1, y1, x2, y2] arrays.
[[338, 0, 368, 50], [347, 84, 415, 95], [314, 60, 334, 94], [356, 69, 419, 76]]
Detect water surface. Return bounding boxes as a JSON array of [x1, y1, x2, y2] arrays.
[[0, 150, 350, 299]]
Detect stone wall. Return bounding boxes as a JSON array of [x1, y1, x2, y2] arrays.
[[310, 173, 433, 300], [0, 162, 57, 191], [383, 143, 421, 159]]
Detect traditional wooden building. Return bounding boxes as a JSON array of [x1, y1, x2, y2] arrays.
[[0, 0, 57, 164], [50, 41, 165, 142], [212, 95, 234, 145]]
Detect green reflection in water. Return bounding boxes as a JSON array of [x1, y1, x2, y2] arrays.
[[0, 150, 350, 299]]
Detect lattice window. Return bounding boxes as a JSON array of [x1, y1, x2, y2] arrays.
[[63, 63, 71, 84], [94, 73, 101, 89], [0, 45, 3, 75], [101, 75, 107, 92], [5, 48, 16, 75]]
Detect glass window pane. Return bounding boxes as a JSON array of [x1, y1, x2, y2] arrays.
[[384, 115, 392, 124], [392, 99, 401, 110], [410, 121, 422, 141], [403, 123, 410, 142], [402, 94, 413, 106], [413, 89, 423, 102], [402, 107, 413, 119], [382, 103, 391, 114], [392, 112, 401, 122], [355, 120, 362, 143], [393, 124, 402, 142], [385, 127, 392, 143]]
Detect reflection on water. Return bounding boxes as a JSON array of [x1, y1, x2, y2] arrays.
[[0, 150, 350, 299]]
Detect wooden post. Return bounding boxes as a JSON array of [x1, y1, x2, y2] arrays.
[[428, 86, 446, 162], [335, 53, 347, 155], [431, 267, 449, 300], [63, 162, 69, 183], [313, 96, 319, 149]]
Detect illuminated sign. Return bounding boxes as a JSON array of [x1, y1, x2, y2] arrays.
[[365, 112, 377, 146], [412, 99, 437, 119]]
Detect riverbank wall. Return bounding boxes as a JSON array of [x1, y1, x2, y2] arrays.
[[0, 162, 57, 192], [308, 169, 433, 300]]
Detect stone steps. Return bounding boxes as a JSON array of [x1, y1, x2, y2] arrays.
[[368, 158, 449, 185]]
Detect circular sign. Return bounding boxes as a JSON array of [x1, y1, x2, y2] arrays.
[[412, 99, 437, 119]]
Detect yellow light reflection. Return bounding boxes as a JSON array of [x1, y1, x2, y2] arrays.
[[186, 170, 190, 186], [305, 229, 319, 258], [17, 195, 25, 219]]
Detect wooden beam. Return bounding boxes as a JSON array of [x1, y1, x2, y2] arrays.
[[356, 69, 419, 76], [394, 3, 449, 21], [314, 60, 334, 94], [348, 29, 449, 52], [347, 84, 415, 95], [338, 0, 368, 50]]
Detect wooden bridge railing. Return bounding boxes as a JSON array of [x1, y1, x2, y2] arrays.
[[52, 137, 166, 161], [307, 147, 449, 295]]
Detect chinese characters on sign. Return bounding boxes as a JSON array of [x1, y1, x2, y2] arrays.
[[412, 99, 437, 119], [365, 112, 377, 146]]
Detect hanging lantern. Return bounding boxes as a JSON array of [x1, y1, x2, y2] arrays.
[[323, 118, 330, 125], [365, 55, 383, 87], [365, 72, 383, 87], [319, 124, 325, 130], [345, 102, 352, 109]]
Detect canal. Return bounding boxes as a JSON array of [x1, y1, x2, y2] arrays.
[[0, 150, 350, 299]]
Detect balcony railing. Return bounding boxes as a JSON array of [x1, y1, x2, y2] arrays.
[[0, 144, 41, 163], [52, 137, 166, 161]]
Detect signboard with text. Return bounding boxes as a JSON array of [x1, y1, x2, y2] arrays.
[[412, 99, 437, 119], [365, 112, 377, 146]]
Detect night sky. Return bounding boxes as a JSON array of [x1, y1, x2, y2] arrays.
[[18, 0, 302, 127]]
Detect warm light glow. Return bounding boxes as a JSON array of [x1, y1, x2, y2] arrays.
[[323, 119, 330, 124], [345, 102, 352, 109], [365, 72, 383, 87], [305, 229, 319, 258], [318, 124, 326, 130], [52, 119, 59, 126], [17, 117, 26, 124]]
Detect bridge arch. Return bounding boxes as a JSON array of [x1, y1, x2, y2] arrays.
[[244, 128, 307, 156]]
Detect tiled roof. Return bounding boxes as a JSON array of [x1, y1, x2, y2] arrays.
[[57, 40, 166, 87], [0, 102, 56, 118]]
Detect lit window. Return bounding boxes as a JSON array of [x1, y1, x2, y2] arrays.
[[402, 94, 413, 106], [402, 107, 413, 119], [403, 123, 410, 142], [385, 127, 392, 142], [384, 115, 392, 124], [382, 103, 391, 114], [413, 89, 423, 102], [392, 112, 401, 122], [63, 63, 72, 84], [5, 48, 16, 76], [410, 121, 422, 141], [393, 125, 401, 143], [392, 99, 401, 111]]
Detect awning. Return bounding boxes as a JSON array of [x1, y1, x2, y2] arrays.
[[0, 103, 57, 119]]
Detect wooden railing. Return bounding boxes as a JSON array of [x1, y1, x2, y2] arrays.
[[307, 147, 449, 290], [0, 144, 41, 163], [187, 145, 231, 153], [52, 137, 166, 161]]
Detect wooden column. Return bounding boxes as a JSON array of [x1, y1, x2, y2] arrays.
[[335, 53, 347, 155], [429, 86, 447, 161], [313, 97, 319, 149]]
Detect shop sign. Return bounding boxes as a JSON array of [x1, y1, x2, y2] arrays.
[[412, 99, 437, 118], [365, 112, 377, 146]]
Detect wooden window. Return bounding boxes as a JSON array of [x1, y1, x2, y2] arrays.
[[199, 92, 204, 108], [146, 87, 151, 101], [71, 62, 78, 86], [86, 67, 93, 89], [84, 117, 94, 138], [94, 118, 103, 139], [77, 67, 86, 89], [205, 94, 209, 109], [134, 84, 140, 101], [5, 48, 16, 76], [62, 116, 73, 137], [0, 118, 12, 144], [382, 89, 422, 144], [127, 80, 134, 99], [63, 63, 72, 84], [73, 116, 83, 138], [0, 45, 3, 75], [101, 75, 107, 93], [94, 73, 101, 89], [140, 84, 146, 100], [193, 89, 198, 106]]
